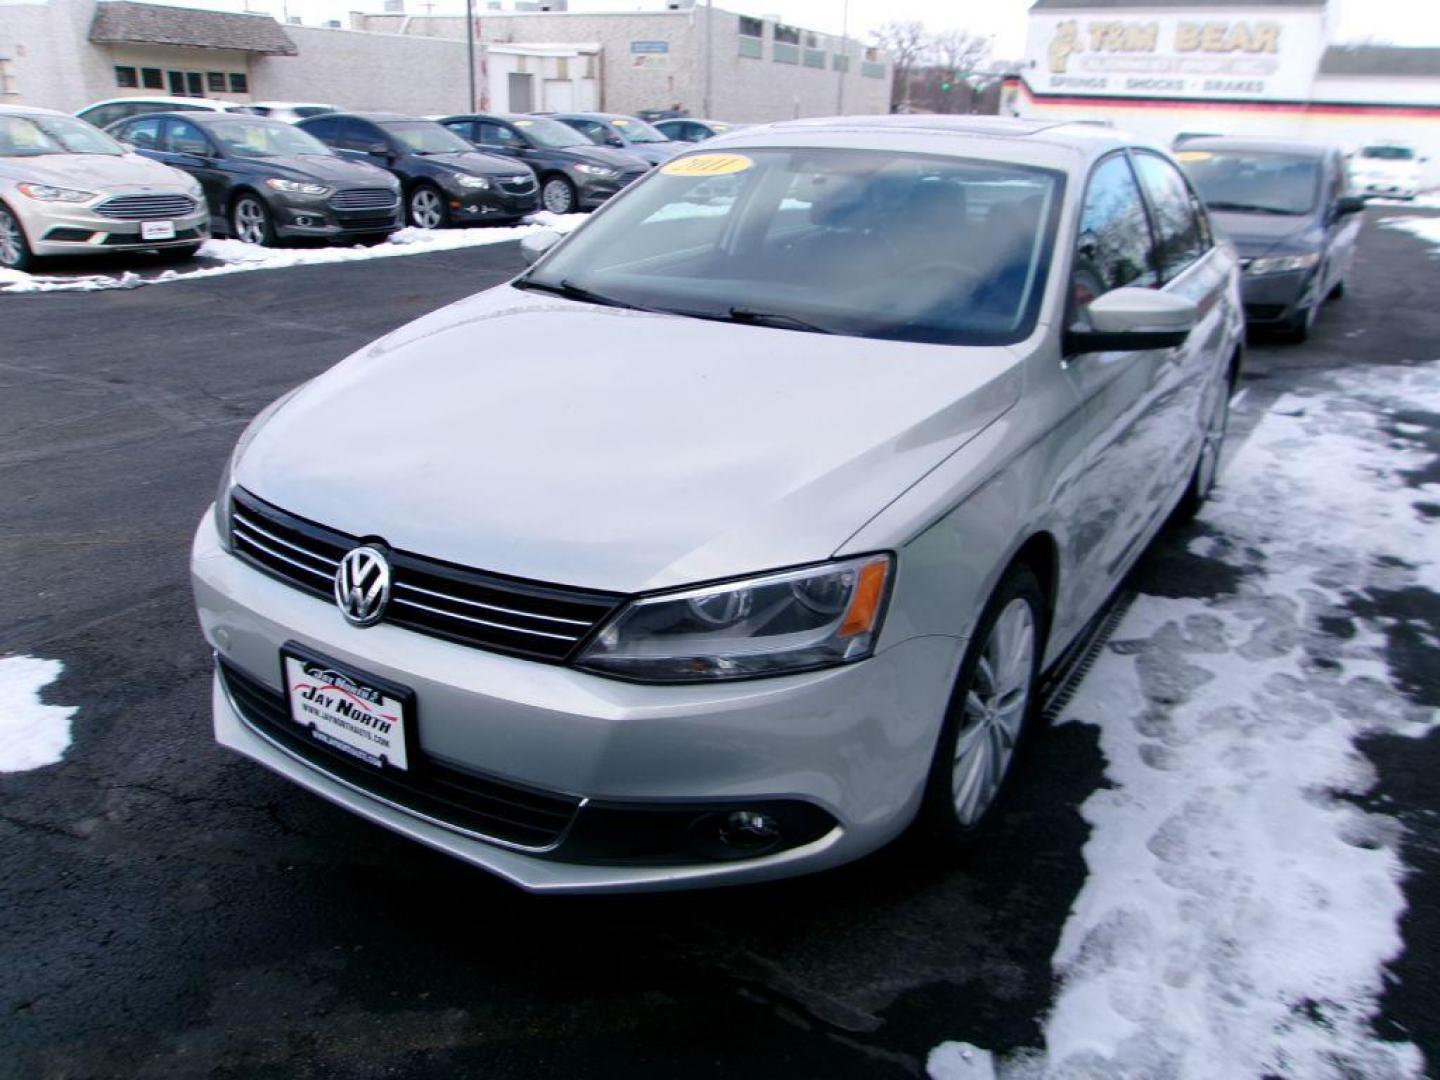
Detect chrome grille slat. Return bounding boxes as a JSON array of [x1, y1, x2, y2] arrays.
[[330, 188, 401, 210], [229, 488, 622, 661], [94, 194, 197, 220]]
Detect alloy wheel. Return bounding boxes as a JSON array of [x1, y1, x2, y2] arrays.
[[542, 178, 575, 214], [951, 598, 1035, 827], [409, 187, 444, 229], [1194, 377, 1231, 500], [0, 208, 25, 268], [233, 198, 269, 245]]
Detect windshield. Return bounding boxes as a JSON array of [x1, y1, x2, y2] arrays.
[[0, 113, 125, 157], [612, 117, 670, 144], [520, 147, 1060, 346], [511, 117, 590, 149], [1361, 145, 1414, 161], [381, 121, 472, 155], [1177, 150, 1321, 215], [210, 119, 333, 158]]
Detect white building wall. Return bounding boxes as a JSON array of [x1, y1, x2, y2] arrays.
[[0, 0, 116, 112]]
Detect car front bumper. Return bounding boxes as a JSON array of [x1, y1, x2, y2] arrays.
[[19, 198, 210, 256], [446, 183, 540, 223], [269, 191, 403, 240], [1240, 267, 1312, 325], [1358, 180, 1419, 199], [575, 172, 646, 209], [191, 510, 959, 892]]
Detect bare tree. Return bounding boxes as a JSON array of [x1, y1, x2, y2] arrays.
[[932, 28, 991, 78], [871, 19, 931, 110]]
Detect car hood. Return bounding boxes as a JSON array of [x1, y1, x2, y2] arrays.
[[552, 145, 650, 173], [260, 154, 396, 186], [0, 151, 192, 190], [623, 142, 682, 166], [1210, 210, 1319, 257], [423, 150, 525, 177], [237, 286, 1022, 594]]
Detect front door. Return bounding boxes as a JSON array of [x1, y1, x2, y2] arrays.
[[508, 72, 535, 113]]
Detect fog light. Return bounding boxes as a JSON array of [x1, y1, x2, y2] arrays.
[[294, 215, 313, 227], [718, 811, 782, 852]]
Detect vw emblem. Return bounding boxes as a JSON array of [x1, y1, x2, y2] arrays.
[[334, 545, 392, 627]]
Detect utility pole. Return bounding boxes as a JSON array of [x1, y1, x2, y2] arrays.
[[466, 0, 477, 112], [702, 0, 713, 118], [835, 0, 849, 115]]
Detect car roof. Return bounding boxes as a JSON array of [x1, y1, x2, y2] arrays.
[[1180, 136, 1333, 158], [110, 110, 286, 126], [317, 112, 425, 123], [0, 104, 66, 117], [550, 112, 639, 122], [252, 101, 336, 109], [81, 95, 233, 110]]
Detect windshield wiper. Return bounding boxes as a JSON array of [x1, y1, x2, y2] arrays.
[[515, 277, 649, 312], [725, 306, 835, 335], [1205, 200, 1297, 215]]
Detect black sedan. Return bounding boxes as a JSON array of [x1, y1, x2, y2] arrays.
[[653, 118, 744, 144], [107, 112, 401, 245], [437, 113, 649, 214], [297, 112, 538, 228], [545, 112, 682, 167]]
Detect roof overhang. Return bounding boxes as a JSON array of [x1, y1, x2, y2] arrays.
[[89, 1, 298, 56]]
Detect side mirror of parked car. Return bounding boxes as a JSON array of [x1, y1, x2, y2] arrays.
[[1336, 195, 1366, 216], [1065, 287, 1198, 355], [519, 229, 562, 266]]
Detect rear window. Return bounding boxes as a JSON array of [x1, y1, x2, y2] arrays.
[[1361, 146, 1414, 161]]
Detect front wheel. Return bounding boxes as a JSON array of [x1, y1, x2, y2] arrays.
[[0, 203, 35, 272], [541, 175, 577, 215], [408, 184, 448, 229], [917, 565, 1044, 847], [230, 194, 275, 246], [1174, 363, 1234, 523]]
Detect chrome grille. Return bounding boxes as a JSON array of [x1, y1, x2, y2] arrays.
[[499, 174, 537, 193], [229, 488, 622, 662], [93, 194, 197, 220], [330, 187, 400, 211]]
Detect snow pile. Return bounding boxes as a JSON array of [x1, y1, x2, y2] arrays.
[[0, 656, 78, 772], [1367, 192, 1440, 210], [0, 210, 588, 294], [933, 363, 1440, 1080], [1381, 215, 1440, 248]]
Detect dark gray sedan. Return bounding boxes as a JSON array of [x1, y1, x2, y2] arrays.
[[1178, 137, 1364, 342]]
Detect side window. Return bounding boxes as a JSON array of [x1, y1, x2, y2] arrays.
[[339, 120, 382, 152], [1072, 153, 1157, 310], [569, 119, 607, 145], [119, 116, 163, 150], [444, 120, 476, 142], [82, 105, 123, 130], [300, 116, 338, 143], [476, 122, 518, 148], [164, 118, 211, 156], [1132, 152, 1209, 281]]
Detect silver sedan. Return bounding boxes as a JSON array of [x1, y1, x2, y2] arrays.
[[192, 117, 1244, 892], [0, 105, 208, 270]]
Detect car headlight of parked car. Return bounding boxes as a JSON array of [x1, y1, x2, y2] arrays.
[[16, 182, 96, 203], [1246, 252, 1320, 276], [265, 178, 331, 197], [574, 164, 620, 179], [576, 554, 893, 682], [454, 174, 491, 190]]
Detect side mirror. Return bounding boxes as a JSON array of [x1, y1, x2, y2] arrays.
[[1336, 195, 1366, 216], [1065, 287, 1198, 354], [519, 229, 562, 267]]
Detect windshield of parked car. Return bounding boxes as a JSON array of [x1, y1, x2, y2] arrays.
[[511, 117, 591, 149], [380, 121, 472, 155], [0, 113, 124, 157], [611, 117, 670, 144], [210, 119, 334, 158], [1361, 145, 1414, 161], [1177, 150, 1321, 215], [519, 147, 1061, 346]]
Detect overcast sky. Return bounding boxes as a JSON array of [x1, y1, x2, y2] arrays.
[[153, 0, 1440, 52]]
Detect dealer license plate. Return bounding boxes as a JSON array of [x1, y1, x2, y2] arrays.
[[283, 650, 411, 771], [141, 220, 176, 241]]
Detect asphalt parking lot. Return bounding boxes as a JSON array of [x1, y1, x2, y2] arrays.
[[3, 212, 1439, 1079]]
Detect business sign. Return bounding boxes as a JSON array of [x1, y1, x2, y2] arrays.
[[1025, 10, 1326, 100], [631, 40, 670, 69], [630, 41, 669, 54]]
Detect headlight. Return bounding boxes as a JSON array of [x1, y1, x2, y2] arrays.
[[214, 385, 308, 551], [455, 174, 491, 189], [265, 178, 331, 197], [1246, 252, 1320, 276], [574, 164, 619, 179], [576, 554, 893, 682], [16, 182, 96, 203]]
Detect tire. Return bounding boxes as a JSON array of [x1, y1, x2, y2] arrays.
[[0, 202, 35, 272], [1280, 300, 1316, 343], [540, 175, 577, 215], [407, 184, 448, 229], [917, 565, 1046, 848], [230, 193, 275, 246], [1174, 360, 1235, 523]]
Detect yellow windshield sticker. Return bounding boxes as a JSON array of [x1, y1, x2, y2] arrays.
[[514, 119, 534, 127], [1175, 150, 1213, 162], [661, 153, 755, 177], [613, 118, 631, 126]]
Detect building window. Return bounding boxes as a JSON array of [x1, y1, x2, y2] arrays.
[[861, 61, 887, 79], [229, 72, 248, 93], [804, 32, 818, 48], [114, 65, 138, 88], [186, 71, 203, 95], [832, 54, 850, 72], [738, 15, 763, 38], [774, 23, 800, 45], [803, 48, 825, 69], [142, 67, 163, 89], [739, 36, 762, 60], [207, 72, 226, 92], [864, 47, 879, 62]]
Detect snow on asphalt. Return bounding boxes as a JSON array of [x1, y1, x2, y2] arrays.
[[0, 211, 588, 294], [933, 362, 1440, 1080], [0, 656, 77, 772], [1383, 215, 1440, 248]]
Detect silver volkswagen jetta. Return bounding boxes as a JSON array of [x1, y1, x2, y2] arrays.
[[193, 116, 1243, 892]]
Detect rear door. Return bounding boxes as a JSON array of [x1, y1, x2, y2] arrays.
[[160, 117, 229, 223]]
